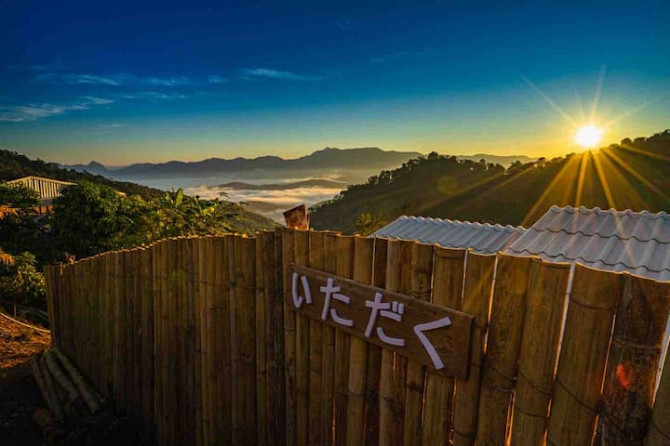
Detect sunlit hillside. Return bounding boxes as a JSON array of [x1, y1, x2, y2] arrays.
[[310, 130, 670, 233]]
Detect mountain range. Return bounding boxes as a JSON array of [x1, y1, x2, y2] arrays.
[[64, 148, 535, 180]]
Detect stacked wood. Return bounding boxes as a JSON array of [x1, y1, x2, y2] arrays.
[[31, 348, 149, 445]]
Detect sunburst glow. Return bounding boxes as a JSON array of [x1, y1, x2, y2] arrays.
[[575, 125, 603, 148]]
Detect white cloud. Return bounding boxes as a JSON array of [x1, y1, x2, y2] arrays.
[[241, 68, 324, 81], [208, 75, 229, 84], [0, 96, 114, 122], [36, 72, 122, 86], [123, 91, 187, 100]]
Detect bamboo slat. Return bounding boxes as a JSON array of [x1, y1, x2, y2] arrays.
[[282, 229, 297, 446], [230, 236, 257, 445], [647, 340, 670, 445], [321, 233, 339, 446], [510, 259, 570, 445], [294, 230, 310, 446], [546, 263, 622, 445], [600, 275, 670, 444], [403, 242, 434, 446], [476, 253, 533, 445], [379, 239, 412, 445], [364, 237, 388, 445], [271, 229, 286, 446], [345, 236, 374, 445], [422, 247, 466, 445], [308, 231, 326, 446], [333, 236, 355, 446], [255, 233, 269, 446], [214, 236, 232, 445]]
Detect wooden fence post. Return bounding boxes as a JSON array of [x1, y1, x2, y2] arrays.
[[647, 340, 670, 445], [476, 253, 533, 445], [546, 264, 622, 445], [510, 259, 570, 445], [422, 247, 466, 445], [600, 275, 670, 444], [345, 236, 374, 445], [452, 251, 496, 446], [364, 237, 388, 445], [282, 229, 297, 446], [321, 233, 339, 445], [294, 230, 310, 446], [333, 236, 355, 446], [379, 239, 413, 445], [403, 242, 434, 446], [308, 231, 326, 446]]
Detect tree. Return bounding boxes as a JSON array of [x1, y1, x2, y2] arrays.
[[51, 181, 149, 258], [0, 252, 45, 311], [355, 212, 388, 236]]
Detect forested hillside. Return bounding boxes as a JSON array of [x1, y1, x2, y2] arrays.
[[0, 149, 161, 198], [311, 130, 670, 233]]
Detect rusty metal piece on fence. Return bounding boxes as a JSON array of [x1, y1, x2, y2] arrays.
[[287, 263, 474, 379], [283, 204, 309, 230]]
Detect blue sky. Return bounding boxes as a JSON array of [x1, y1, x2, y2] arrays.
[[1, 0, 668, 164]]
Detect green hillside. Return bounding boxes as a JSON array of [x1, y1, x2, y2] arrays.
[[310, 130, 670, 233], [0, 149, 162, 197]]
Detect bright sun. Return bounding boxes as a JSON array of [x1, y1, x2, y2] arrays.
[[575, 125, 603, 149]]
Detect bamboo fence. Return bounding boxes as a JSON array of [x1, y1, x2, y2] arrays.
[[44, 229, 670, 446]]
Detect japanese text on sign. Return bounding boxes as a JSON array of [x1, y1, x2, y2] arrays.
[[288, 264, 473, 379]]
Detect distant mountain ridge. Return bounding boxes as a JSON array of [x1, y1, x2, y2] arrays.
[[64, 147, 424, 178], [63, 148, 534, 179]]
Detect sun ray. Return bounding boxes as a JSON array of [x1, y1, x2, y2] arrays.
[[592, 151, 617, 210], [520, 154, 582, 226], [523, 77, 578, 128], [619, 142, 670, 162], [600, 147, 670, 203], [575, 151, 590, 207], [589, 65, 606, 123]]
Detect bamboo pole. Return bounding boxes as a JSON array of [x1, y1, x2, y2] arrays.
[[546, 264, 622, 445], [140, 247, 154, 426], [197, 238, 210, 446], [364, 237, 388, 445], [214, 235, 233, 445], [294, 230, 310, 446], [186, 239, 197, 446], [422, 247, 466, 445], [403, 242, 434, 446], [271, 229, 286, 445], [345, 236, 374, 445], [379, 239, 412, 445], [133, 250, 143, 420], [333, 235, 355, 446], [153, 242, 165, 443], [31, 356, 64, 422], [256, 233, 269, 446], [476, 253, 533, 445], [321, 232, 339, 446], [510, 259, 570, 445], [282, 229, 297, 446], [230, 235, 257, 445], [600, 275, 670, 444], [647, 337, 670, 445], [53, 347, 103, 413], [307, 231, 326, 446]]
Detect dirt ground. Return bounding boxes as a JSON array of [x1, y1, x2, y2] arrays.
[[0, 313, 51, 445]]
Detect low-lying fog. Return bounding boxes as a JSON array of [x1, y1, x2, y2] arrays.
[[120, 172, 351, 221]]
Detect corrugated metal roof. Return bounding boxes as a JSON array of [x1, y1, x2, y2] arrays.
[[505, 205, 670, 281], [372, 216, 525, 254]]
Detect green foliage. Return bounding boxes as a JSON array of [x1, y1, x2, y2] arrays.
[[0, 184, 40, 208], [51, 183, 276, 258], [0, 252, 46, 308], [311, 131, 670, 233], [0, 149, 162, 198], [354, 212, 389, 236], [51, 181, 150, 258], [0, 184, 43, 261]]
